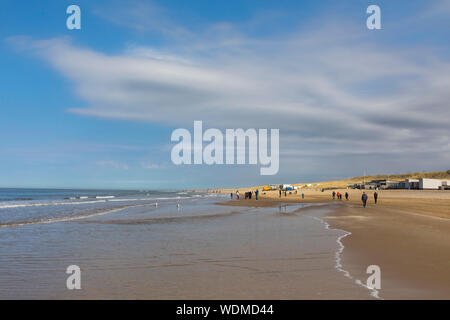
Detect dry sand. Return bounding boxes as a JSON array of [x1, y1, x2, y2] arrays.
[[218, 189, 450, 299]]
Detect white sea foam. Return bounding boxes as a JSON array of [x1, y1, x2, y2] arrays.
[[0, 199, 108, 209], [312, 216, 383, 300], [0, 196, 194, 209]]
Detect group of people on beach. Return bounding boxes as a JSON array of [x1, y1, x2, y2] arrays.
[[332, 191, 349, 200], [231, 188, 378, 208], [231, 190, 259, 200], [278, 189, 305, 199], [331, 190, 378, 208]]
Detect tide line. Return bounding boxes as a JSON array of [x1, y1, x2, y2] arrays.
[[312, 216, 382, 300]]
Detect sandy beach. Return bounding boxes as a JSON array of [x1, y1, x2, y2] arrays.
[[1, 188, 449, 299], [218, 189, 450, 299]]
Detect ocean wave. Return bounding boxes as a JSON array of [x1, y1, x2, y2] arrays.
[[0, 203, 157, 228], [0, 198, 34, 201], [0, 196, 193, 209], [0, 199, 108, 209]]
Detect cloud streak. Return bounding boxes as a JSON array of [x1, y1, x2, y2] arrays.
[[7, 3, 450, 176], [96, 160, 129, 170]]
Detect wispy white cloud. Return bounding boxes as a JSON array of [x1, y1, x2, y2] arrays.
[[7, 2, 450, 173], [92, 0, 194, 40]]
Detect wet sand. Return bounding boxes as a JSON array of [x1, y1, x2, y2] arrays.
[[0, 196, 373, 299], [218, 189, 450, 299]]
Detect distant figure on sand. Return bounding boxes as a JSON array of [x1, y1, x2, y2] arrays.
[[302, 193, 304, 199], [236, 191, 239, 200], [230, 192, 233, 199], [374, 191, 378, 204], [279, 189, 282, 198], [255, 189, 259, 200], [332, 191, 336, 200], [345, 192, 349, 200], [361, 192, 368, 208]]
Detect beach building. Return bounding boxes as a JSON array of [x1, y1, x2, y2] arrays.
[[366, 180, 401, 189], [419, 178, 450, 190], [383, 180, 405, 189], [405, 179, 420, 189], [369, 179, 387, 188], [351, 179, 406, 189]]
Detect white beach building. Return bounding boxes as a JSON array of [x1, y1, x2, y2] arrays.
[[419, 178, 450, 190]]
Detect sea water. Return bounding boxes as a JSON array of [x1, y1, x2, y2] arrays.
[[0, 188, 373, 299]]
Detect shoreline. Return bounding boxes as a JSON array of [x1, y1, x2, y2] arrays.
[[311, 215, 381, 299], [217, 190, 450, 299]]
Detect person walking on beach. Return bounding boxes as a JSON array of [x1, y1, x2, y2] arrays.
[[374, 191, 378, 204], [332, 191, 336, 200], [345, 192, 349, 200], [302, 193, 304, 199], [255, 189, 259, 200], [230, 192, 233, 199], [361, 192, 368, 208], [236, 191, 239, 200], [279, 189, 282, 198]]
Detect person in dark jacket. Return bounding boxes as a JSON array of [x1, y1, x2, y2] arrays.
[[374, 191, 378, 204], [332, 191, 336, 200], [255, 189, 259, 200], [361, 192, 368, 208], [345, 192, 349, 200]]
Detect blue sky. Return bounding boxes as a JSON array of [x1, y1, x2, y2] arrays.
[[0, 0, 449, 189]]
